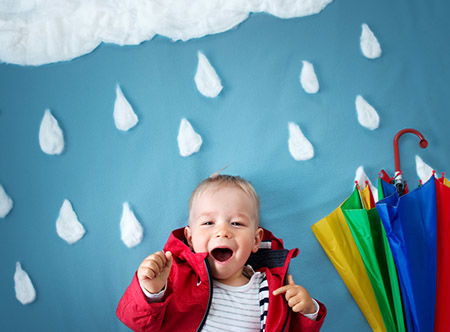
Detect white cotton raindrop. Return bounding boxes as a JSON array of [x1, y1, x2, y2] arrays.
[[56, 199, 86, 244], [300, 61, 319, 94], [360, 23, 382, 59], [39, 109, 64, 155], [114, 84, 138, 131], [355, 95, 380, 130], [194, 52, 223, 98], [288, 122, 314, 161], [354, 166, 379, 202], [177, 118, 203, 157], [415, 155, 435, 183], [0, 185, 13, 218], [120, 202, 144, 248], [14, 262, 36, 305]]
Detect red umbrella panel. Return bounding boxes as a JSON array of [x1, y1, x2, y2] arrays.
[[434, 177, 450, 332]]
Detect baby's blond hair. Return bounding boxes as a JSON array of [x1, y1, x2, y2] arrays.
[[189, 174, 260, 225]]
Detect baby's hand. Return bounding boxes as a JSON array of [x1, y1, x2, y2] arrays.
[[273, 274, 315, 314], [137, 251, 173, 294]]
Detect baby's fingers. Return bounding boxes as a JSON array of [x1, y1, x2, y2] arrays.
[[287, 294, 303, 308], [273, 285, 291, 296], [139, 257, 166, 278], [149, 251, 167, 270], [164, 251, 173, 270], [138, 266, 158, 280], [292, 301, 307, 313], [273, 274, 297, 296]]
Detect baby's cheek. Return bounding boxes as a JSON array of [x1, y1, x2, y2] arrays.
[[193, 241, 208, 253]]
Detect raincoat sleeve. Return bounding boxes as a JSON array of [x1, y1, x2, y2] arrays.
[[116, 272, 172, 332], [289, 299, 327, 332]]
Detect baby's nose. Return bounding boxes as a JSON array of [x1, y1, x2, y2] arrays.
[[216, 225, 232, 238]]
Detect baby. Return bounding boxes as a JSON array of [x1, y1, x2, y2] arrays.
[[117, 175, 326, 331]]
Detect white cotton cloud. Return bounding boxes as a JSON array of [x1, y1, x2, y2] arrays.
[[355, 95, 380, 130], [300, 60, 319, 94], [56, 199, 86, 244], [195, 52, 223, 98], [354, 165, 378, 202], [0, 184, 13, 218], [177, 118, 203, 157], [360, 23, 382, 59], [415, 155, 435, 183], [14, 262, 36, 305], [288, 122, 314, 161], [120, 202, 144, 248], [114, 84, 138, 131], [0, 0, 334, 66], [39, 109, 64, 155]]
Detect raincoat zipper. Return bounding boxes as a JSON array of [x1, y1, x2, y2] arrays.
[[196, 259, 213, 332]]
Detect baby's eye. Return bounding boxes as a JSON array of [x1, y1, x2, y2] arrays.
[[231, 221, 243, 227], [201, 221, 214, 226]]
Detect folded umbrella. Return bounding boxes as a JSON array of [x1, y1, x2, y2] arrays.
[[377, 177, 396, 201], [312, 203, 387, 332], [342, 185, 405, 332], [376, 176, 437, 332], [360, 184, 376, 209]]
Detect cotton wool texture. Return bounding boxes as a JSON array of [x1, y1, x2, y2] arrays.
[[360, 23, 382, 59], [14, 262, 36, 305], [355, 95, 380, 130], [0, 0, 334, 66], [300, 61, 319, 94], [0, 185, 13, 218], [120, 202, 144, 248], [177, 118, 203, 157], [415, 155, 434, 183], [195, 52, 223, 98], [56, 199, 86, 244], [39, 109, 65, 155], [114, 84, 139, 131], [288, 122, 314, 161], [354, 165, 378, 201]]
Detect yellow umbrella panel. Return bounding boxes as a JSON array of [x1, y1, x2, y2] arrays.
[[360, 185, 376, 209], [312, 205, 387, 332]]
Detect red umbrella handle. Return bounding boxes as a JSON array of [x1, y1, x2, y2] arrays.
[[393, 128, 428, 194], [394, 128, 428, 173]]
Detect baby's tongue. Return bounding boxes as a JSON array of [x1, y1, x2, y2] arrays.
[[211, 248, 233, 262]]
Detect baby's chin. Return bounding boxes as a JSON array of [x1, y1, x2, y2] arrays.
[[208, 262, 245, 282]]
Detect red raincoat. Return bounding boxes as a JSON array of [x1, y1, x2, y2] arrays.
[[116, 228, 326, 332]]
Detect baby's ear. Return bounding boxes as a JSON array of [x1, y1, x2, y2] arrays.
[[252, 227, 264, 253], [184, 226, 193, 248]]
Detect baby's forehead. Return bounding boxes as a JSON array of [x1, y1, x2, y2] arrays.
[[191, 183, 256, 206], [189, 185, 259, 224]]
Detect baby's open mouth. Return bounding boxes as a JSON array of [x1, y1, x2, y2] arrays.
[[211, 248, 233, 262]]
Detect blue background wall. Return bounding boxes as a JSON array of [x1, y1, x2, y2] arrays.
[[1, 0, 450, 330]]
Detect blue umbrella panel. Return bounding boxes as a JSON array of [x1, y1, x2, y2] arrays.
[[376, 176, 437, 332]]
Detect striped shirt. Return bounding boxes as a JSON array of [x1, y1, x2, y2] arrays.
[[201, 271, 267, 332]]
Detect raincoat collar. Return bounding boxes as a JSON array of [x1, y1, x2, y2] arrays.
[[163, 227, 298, 279]]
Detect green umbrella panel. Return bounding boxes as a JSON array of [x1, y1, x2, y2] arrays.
[[341, 186, 405, 332]]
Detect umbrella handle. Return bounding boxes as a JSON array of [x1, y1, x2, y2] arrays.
[[393, 128, 428, 172], [393, 128, 428, 193]]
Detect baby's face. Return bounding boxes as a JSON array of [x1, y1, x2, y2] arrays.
[[185, 185, 263, 286]]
